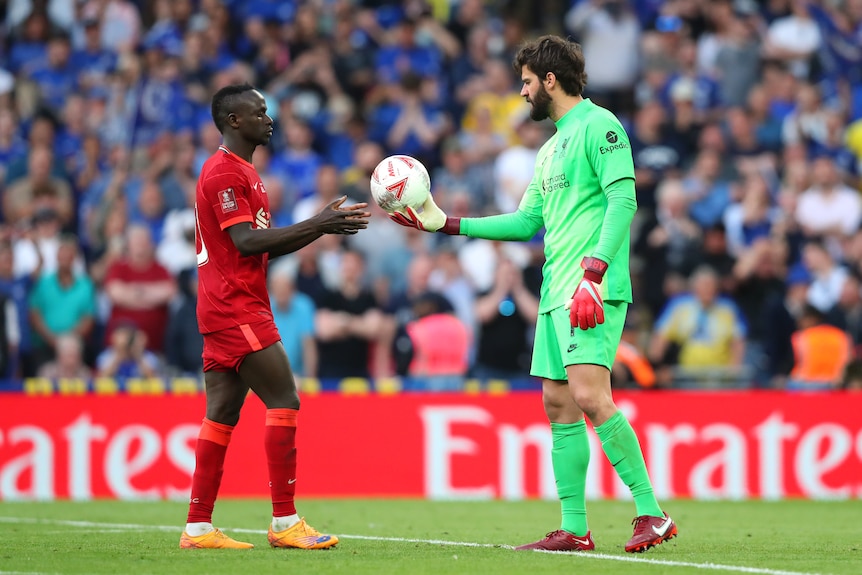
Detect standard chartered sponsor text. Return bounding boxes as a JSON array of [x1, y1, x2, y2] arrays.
[[542, 173, 571, 193]]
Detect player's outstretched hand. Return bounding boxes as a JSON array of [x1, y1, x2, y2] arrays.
[[389, 194, 460, 234], [315, 196, 371, 235]]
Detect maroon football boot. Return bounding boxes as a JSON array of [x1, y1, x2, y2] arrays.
[[625, 512, 677, 553], [515, 530, 595, 552]]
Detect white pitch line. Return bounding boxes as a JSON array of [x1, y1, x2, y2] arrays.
[[0, 517, 177, 531], [41, 529, 131, 534], [0, 517, 828, 575]]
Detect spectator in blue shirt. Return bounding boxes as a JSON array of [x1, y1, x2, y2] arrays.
[[95, 321, 161, 379], [6, 11, 50, 75], [269, 268, 317, 378], [374, 16, 445, 85], [683, 148, 733, 228], [661, 39, 721, 122], [130, 178, 167, 245], [269, 116, 322, 201], [27, 32, 78, 114], [71, 17, 117, 91], [369, 72, 448, 163], [0, 237, 37, 377], [0, 109, 27, 184]]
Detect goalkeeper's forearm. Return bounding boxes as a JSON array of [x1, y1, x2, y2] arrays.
[[592, 177, 637, 264], [455, 210, 543, 241]]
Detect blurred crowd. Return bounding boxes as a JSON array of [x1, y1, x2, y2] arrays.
[[1, 0, 861, 391]]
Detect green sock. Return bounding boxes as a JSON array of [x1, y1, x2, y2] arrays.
[[594, 410, 663, 518], [551, 420, 590, 536]]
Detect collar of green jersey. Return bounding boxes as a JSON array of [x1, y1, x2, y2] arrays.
[[555, 98, 594, 129]]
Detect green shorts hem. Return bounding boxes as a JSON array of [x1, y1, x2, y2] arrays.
[[530, 301, 628, 380]]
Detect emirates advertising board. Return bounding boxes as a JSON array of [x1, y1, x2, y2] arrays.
[[0, 391, 860, 501]]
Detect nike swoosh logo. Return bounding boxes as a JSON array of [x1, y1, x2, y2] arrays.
[[578, 280, 602, 304], [288, 479, 297, 484], [572, 537, 591, 546], [652, 517, 673, 537]]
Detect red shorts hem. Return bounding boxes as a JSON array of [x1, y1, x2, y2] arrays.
[[202, 321, 281, 372]]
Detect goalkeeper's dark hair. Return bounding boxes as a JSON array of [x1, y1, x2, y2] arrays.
[[211, 83, 256, 133], [513, 35, 587, 97]]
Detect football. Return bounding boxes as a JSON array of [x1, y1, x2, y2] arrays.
[[369, 155, 431, 213]]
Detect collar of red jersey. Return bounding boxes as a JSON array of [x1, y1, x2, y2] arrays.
[[218, 145, 254, 169]]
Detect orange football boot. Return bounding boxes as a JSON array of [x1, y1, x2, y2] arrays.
[[268, 518, 338, 549], [179, 528, 254, 549]]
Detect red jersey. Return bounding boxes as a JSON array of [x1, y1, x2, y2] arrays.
[[195, 145, 272, 334]]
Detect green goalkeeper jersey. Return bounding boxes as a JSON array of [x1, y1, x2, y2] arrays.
[[461, 99, 636, 313]]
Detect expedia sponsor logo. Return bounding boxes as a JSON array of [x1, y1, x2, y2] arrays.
[[600, 142, 629, 154], [542, 173, 571, 193], [600, 141, 628, 155], [600, 130, 629, 154]]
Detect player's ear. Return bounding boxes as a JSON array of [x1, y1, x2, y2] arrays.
[[545, 72, 556, 89], [227, 112, 239, 129]]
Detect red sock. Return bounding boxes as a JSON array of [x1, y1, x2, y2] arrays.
[[265, 408, 298, 517], [186, 418, 233, 524]]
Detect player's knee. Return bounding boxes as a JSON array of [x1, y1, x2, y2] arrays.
[[571, 393, 599, 421], [570, 387, 614, 422], [206, 402, 243, 426], [262, 388, 300, 410], [541, 388, 568, 419]]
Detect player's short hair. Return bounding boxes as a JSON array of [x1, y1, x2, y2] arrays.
[[211, 83, 256, 133], [513, 35, 588, 97]]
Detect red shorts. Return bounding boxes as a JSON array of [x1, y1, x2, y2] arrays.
[[202, 321, 281, 372]]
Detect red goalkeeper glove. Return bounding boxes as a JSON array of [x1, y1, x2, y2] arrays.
[[566, 257, 608, 330], [388, 195, 461, 234]]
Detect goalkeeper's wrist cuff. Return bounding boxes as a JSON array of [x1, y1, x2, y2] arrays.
[[440, 217, 461, 235], [581, 256, 608, 284]]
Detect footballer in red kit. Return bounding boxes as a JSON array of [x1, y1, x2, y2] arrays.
[[180, 84, 370, 551], [196, 144, 277, 370], [196, 144, 273, 333]]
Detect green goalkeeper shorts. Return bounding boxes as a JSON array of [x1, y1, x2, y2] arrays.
[[530, 301, 628, 380]]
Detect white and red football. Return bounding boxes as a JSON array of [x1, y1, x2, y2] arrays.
[[369, 155, 431, 213]]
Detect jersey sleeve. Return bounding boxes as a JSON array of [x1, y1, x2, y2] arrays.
[[585, 112, 635, 189], [516, 168, 545, 222], [202, 167, 254, 230]]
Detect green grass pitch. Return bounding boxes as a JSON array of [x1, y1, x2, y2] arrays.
[[1, 499, 859, 575]]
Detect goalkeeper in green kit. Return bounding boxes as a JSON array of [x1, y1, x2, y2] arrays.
[[389, 35, 677, 553]]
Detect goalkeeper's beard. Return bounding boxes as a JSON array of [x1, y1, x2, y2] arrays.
[[529, 83, 552, 122]]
